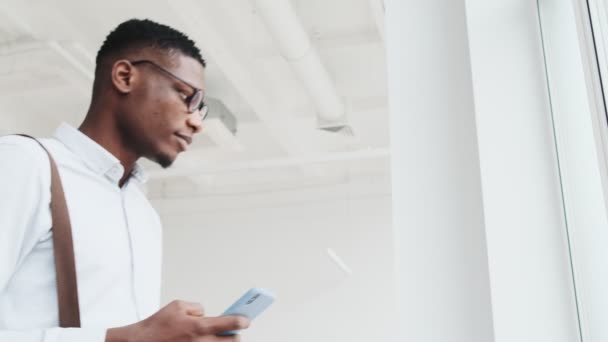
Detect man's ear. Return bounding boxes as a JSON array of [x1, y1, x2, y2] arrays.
[[111, 60, 136, 94]]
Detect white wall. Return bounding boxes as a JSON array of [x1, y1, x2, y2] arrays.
[[465, 1, 581, 341], [386, 1, 495, 341], [153, 175, 394, 342]]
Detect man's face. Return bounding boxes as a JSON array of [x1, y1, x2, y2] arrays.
[[119, 52, 206, 168]]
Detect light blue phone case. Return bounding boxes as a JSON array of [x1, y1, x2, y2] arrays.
[[218, 288, 276, 336]]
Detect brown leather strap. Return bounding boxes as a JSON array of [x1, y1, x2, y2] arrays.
[[15, 134, 81, 328]]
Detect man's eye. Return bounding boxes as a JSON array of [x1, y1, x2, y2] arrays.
[[178, 91, 188, 100]]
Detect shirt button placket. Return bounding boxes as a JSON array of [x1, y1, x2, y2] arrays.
[[120, 187, 141, 320]]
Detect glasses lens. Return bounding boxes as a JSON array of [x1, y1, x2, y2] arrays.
[[199, 103, 209, 120], [188, 90, 203, 113]]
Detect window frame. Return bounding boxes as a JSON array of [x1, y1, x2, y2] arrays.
[[538, 0, 608, 340]]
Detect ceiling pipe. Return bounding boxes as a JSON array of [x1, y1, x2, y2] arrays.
[[253, 0, 347, 127]]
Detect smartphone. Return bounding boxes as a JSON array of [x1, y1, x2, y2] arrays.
[[218, 288, 276, 336]]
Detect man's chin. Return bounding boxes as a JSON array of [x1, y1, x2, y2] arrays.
[[151, 153, 176, 169]]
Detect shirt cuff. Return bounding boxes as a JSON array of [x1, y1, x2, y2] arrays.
[[44, 327, 108, 342]]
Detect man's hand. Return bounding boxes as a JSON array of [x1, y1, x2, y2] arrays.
[[105, 300, 250, 342]]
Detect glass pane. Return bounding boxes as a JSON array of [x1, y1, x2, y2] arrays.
[[537, 0, 608, 340]]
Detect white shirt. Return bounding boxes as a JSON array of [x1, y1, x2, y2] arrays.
[[0, 123, 162, 342]]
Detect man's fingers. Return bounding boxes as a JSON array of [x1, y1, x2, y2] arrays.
[[170, 300, 205, 316], [186, 308, 204, 317], [218, 334, 242, 342], [194, 315, 250, 335]]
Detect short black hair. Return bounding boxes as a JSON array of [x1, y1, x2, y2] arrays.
[[96, 18, 206, 69]]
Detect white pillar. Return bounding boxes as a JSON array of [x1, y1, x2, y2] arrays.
[[386, 1, 495, 341], [465, 1, 581, 341]]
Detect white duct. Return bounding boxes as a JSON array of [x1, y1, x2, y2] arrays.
[[253, 0, 346, 125]]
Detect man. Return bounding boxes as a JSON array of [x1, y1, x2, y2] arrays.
[[0, 19, 249, 341]]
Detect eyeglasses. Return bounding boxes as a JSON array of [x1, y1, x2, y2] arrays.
[[130, 60, 208, 120]]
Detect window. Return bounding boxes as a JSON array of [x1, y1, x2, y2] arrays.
[[538, 0, 608, 340]]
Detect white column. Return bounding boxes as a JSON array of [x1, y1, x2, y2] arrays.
[[465, 1, 580, 341], [386, 1, 495, 341]]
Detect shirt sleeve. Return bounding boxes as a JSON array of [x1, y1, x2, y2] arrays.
[[0, 137, 109, 342], [0, 136, 52, 297], [0, 328, 107, 342]]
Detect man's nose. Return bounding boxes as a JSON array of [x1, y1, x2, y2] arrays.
[[187, 112, 204, 134]]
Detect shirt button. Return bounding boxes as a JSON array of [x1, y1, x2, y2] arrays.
[[109, 166, 122, 179]]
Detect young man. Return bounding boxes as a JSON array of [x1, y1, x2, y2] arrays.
[[0, 19, 249, 341]]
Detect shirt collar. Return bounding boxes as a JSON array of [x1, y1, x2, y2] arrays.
[[53, 123, 148, 184]]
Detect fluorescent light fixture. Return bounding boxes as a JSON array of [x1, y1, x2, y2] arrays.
[[326, 247, 353, 276]]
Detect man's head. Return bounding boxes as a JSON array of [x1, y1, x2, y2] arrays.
[[91, 18, 206, 168]]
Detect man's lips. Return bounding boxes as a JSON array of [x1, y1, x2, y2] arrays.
[[175, 133, 192, 145]]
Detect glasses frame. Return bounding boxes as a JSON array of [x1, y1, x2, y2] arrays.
[[130, 59, 208, 120]]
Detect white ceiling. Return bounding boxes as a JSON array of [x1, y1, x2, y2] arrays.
[[0, 0, 389, 195]]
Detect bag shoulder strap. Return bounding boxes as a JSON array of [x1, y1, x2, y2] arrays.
[[14, 134, 81, 328]]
